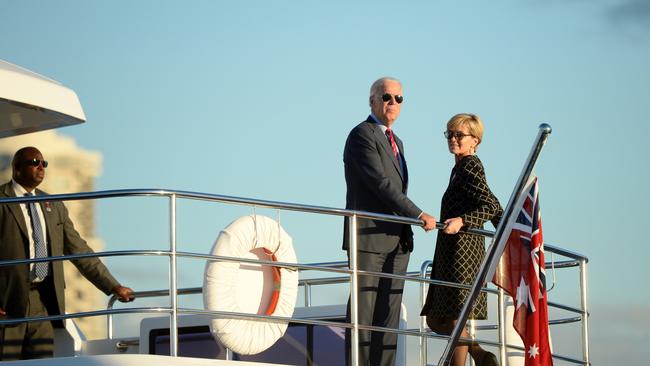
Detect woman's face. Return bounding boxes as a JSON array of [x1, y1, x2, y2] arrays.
[[446, 125, 479, 158]]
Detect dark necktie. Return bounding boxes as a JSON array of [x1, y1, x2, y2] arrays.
[[25, 192, 49, 280], [385, 128, 399, 159]]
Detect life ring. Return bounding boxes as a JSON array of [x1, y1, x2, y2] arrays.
[[203, 215, 298, 355]]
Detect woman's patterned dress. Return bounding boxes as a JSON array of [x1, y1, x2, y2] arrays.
[[421, 155, 502, 319]]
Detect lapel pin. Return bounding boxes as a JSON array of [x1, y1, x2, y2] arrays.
[[44, 201, 52, 212]]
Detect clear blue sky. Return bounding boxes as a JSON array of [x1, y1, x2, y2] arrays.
[[2, 1, 649, 364]]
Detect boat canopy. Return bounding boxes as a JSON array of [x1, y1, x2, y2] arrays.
[[0, 59, 85, 138]]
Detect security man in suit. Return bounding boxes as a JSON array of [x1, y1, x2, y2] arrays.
[[0, 146, 135, 360], [343, 77, 436, 366]]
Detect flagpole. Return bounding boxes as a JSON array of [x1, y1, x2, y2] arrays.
[[438, 123, 552, 366]]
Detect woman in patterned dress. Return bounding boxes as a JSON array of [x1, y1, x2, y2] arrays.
[[421, 113, 503, 366]]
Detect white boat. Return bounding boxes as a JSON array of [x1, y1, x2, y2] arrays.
[[0, 60, 85, 138], [0, 60, 590, 366]]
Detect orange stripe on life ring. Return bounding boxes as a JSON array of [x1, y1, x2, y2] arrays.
[[263, 247, 281, 316]]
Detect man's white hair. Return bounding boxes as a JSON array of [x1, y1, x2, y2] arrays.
[[369, 77, 402, 97]]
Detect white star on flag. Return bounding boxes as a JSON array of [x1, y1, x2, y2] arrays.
[[515, 276, 536, 313], [516, 276, 529, 309], [528, 343, 539, 359]]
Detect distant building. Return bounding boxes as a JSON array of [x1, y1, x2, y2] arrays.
[[0, 130, 107, 339]]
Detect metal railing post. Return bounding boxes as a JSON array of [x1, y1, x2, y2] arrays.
[[349, 214, 359, 366], [498, 288, 507, 366], [107, 314, 113, 339], [305, 283, 312, 307], [419, 261, 432, 366], [579, 259, 590, 365], [169, 194, 178, 357], [469, 319, 476, 366], [107, 297, 116, 339]]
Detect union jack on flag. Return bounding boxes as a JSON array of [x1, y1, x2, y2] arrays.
[[492, 176, 553, 366]]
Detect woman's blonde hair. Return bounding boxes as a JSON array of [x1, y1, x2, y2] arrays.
[[447, 113, 484, 145]]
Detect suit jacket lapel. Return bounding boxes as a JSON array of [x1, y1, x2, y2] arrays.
[[2, 182, 29, 240], [368, 119, 405, 181]]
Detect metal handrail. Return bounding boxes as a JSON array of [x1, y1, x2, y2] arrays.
[[104, 276, 587, 351], [0, 307, 170, 327], [0, 189, 423, 224], [0, 250, 170, 268], [0, 188, 505, 237]]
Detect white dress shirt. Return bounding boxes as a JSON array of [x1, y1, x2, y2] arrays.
[[12, 179, 48, 282]]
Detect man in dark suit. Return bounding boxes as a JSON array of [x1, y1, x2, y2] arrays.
[[0, 146, 134, 360], [343, 77, 436, 366]]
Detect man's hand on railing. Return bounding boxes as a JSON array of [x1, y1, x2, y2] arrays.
[[419, 212, 437, 232], [0, 308, 5, 316], [112, 285, 135, 302]]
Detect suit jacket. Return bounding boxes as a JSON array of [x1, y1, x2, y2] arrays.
[[0, 181, 119, 326], [343, 117, 422, 253]]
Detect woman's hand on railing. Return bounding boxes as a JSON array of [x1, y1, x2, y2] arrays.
[[111, 285, 135, 302], [442, 217, 463, 235]]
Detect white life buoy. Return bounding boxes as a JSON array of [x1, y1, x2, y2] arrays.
[[203, 215, 298, 355]]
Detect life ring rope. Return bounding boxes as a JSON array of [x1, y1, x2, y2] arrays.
[[252, 208, 283, 256]]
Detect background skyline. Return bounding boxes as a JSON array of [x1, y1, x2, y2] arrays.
[[2, 1, 649, 365]]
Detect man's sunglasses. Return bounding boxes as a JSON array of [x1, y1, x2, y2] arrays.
[[24, 159, 48, 168], [381, 93, 404, 104]]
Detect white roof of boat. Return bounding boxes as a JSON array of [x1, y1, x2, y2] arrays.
[[0, 59, 85, 138]]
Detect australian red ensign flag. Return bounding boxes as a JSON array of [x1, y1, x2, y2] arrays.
[[492, 176, 553, 366]]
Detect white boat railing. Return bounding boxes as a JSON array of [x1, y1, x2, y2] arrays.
[[103, 243, 588, 361], [0, 125, 590, 366], [0, 188, 589, 365], [0, 187, 426, 360]]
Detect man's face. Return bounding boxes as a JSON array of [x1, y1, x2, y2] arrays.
[[370, 80, 403, 126], [13, 148, 46, 190]]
